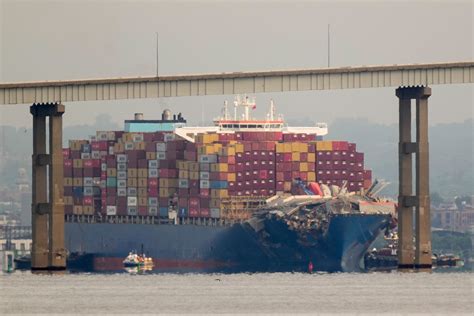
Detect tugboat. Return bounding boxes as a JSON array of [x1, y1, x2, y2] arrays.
[[122, 251, 154, 268]]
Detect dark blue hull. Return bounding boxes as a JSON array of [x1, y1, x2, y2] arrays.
[[65, 213, 391, 272]]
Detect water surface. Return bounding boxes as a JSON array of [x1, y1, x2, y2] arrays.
[[1, 271, 472, 314]]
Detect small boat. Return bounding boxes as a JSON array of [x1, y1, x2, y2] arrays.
[[122, 251, 154, 268]]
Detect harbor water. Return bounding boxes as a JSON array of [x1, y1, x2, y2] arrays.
[[1, 271, 472, 314]]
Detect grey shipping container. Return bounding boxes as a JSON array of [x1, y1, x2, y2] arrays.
[[127, 187, 137, 196]]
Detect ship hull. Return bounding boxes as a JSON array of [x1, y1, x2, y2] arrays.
[[65, 213, 390, 273]]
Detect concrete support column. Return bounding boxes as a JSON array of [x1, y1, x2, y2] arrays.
[[31, 113, 49, 269], [395, 87, 432, 271], [48, 105, 66, 269], [30, 103, 66, 270], [397, 97, 414, 269], [415, 95, 432, 269]]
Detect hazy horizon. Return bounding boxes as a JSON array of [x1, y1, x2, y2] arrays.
[[0, 0, 473, 129]]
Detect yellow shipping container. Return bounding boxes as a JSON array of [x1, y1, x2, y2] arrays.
[[122, 133, 133, 142], [138, 178, 148, 188], [146, 152, 156, 160], [134, 142, 146, 150], [276, 143, 285, 153], [189, 171, 199, 180], [227, 173, 236, 182], [211, 163, 228, 172], [73, 178, 83, 186], [138, 169, 148, 178], [284, 181, 292, 192], [308, 153, 316, 162], [64, 196, 73, 205], [127, 169, 137, 178], [308, 172, 316, 182], [64, 177, 73, 186], [235, 143, 244, 153], [73, 206, 83, 215], [127, 178, 138, 187], [179, 170, 189, 179], [107, 168, 117, 177], [291, 142, 300, 152], [300, 162, 308, 172], [138, 197, 148, 206], [210, 199, 223, 208], [159, 178, 178, 188], [299, 143, 309, 152], [159, 187, 177, 198], [83, 206, 94, 215], [284, 143, 292, 153], [223, 146, 236, 156], [292, 152, 300, 161], [189, 162, 199, 172], [316, 141, 333, 151], [138, 188, 148, 197], [211, 189, 228, 199], [73, 159, 83, 168], [114, 142, 124, 153]]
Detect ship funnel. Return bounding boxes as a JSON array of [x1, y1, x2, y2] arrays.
[[162, 109, 172, 120], [134, 113, 144, 120]]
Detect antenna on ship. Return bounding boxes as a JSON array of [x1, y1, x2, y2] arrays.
[[269, 99, 275, 121], [223, 100, 229, 120], [233, 97, 239, 120]]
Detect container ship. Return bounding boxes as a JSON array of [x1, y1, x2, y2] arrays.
[[62, 97, 394, 272]]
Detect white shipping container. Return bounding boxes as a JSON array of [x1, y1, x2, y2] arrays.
[[116, 154, 127, 163], [210, 208, 220, 218], [178, 179, 189, 188], [199, 155, 217, 163], [108, 146, 114, 155], [118, 188, 127, 196], [156, 142, 166, 152], [106, 206, 117, 216], [157, 152, 166, 160], [148, 169, 158, 178], [117, 171, 127, 180], [91, 151, 100, 159], [100, 180, 106, 189], [164, 133, 175, 142], [81, 153, 91, 159], [127, 187, 137, 196], [148, 160, 159, 169], [127, 206, 137, 216], [83, 177, 93, 186], [148, 206, 158, 216], [127, 197, 137, 206], [97, 131, 108, 140], [132, 134, 144, 142], [199, 172, 210, 180], [117, 180, 127, 188], [83, 187, 93, 196], [117, 163, 127, 171], [101, 163, 107, 172], [107, 131, 117, 141], [124, 142, 134, 150], [200, 180, 210, 189], [148, 197, 158, 206]]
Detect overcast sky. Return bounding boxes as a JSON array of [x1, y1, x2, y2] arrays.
[[0, 0, 472, 129]]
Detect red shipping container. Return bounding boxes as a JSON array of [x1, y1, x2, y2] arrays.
[[83, 196, 93, 206], [159, 198, 168, 207], [300, 173, 307, 181], [73, 168, 83, 177], [283, 153, 292, 162], [259, 170, 268, 179], [189, 208, 199, 217], [138, 206, 148, 216], [284, 172, 292, 181], [62, 148, 70, 159], [200, 208, 210, 217], [363, 170, 372, 180], [200, 189, 210, 197], [138, 159, 148, 168], [148, 179, 158, 187], [148, 188, 158, 196], [106, 196, 116, 205], [178, 188, 189, 196], [178, 198, 188, 207], [189, 197, 200, 208], [300, 152, 308, 162], [159, 169, 178, 178], [292, 162, 300, 171], [355, 152, 364, 163], [348, 143, 356, 152], [83, 168, 93, 177]]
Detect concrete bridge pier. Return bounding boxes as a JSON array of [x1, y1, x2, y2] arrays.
[[30, 103, 66, 270], [396, 87, 432, 270]]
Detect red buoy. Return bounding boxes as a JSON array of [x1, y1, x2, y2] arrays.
[[308, 261, 314, 274]]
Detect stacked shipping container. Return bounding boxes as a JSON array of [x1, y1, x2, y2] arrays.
[[63, 130, 372, 220]]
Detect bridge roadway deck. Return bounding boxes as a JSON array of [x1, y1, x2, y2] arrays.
[[0, 61, 473, 105]]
